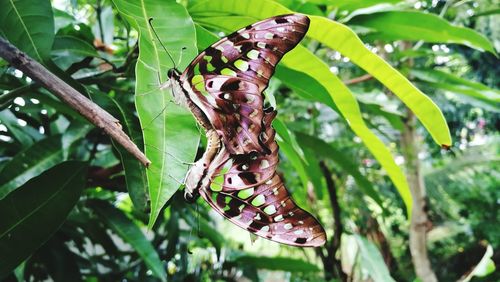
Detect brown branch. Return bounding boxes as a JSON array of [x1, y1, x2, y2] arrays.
[[0, 36, 151, 167], [319, 161, 348, 282], [343, 74, 373, 85]]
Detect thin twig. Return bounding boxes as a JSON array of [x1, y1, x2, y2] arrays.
[[0, 36, 151, 167], [343, 74, 373, 85]]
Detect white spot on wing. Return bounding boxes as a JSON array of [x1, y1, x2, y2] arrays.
[[259, 160, 270, 169]]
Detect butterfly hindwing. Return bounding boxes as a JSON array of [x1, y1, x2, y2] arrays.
[[182, 14, 310, 155], [199, 111, 326, 247]]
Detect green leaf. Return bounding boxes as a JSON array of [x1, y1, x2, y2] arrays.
[[90, 200, 167, 282], [275, 132, 310, 192], [0, 135, 64, 200], [357, 95, 405, 131], [88, 91, 149, 213], [331, 0, 402, 11], [164, 210, 180, 261], [472, 8, 500, 18], [461, 244, 496, 281], [305, 15, 452, 147], [233, 255, 320, 272], [112, 0, 200, 227], [301, 146, 326, 199], [0, 161, 87, 278], [52, 35, 98, 57], [190, 1, 414, 215], [273, 119, 306, 162], [61, 119, 93, 160], [297, 133, 385, 210], [275, 64, 336, 108], [273, 118, 325, 200], [348, 11, 497, 54], [0, 110, 38, 147], [411, 69, 500, 108], [51, 35, 99, 69], [0, 0, 55, 61], [353, 234, 396, 282], [181, 208, 225, 256]]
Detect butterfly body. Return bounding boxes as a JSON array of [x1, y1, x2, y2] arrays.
[[164, 14, 326, 247]]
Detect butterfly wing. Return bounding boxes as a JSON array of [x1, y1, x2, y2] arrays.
[[199, 110, 326, 247], [181, 14, 310, 155]]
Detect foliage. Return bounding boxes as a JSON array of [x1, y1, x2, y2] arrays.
[[0, 0, 498, 281]]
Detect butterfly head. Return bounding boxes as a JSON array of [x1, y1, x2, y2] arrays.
[[184, 188, 199, 203], [165, 68, 187, 106], [167, 68, 181, 80]]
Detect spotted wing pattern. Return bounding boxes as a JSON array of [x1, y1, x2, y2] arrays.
[[199, 110, 326, 247], [181, 14, 310, 155]]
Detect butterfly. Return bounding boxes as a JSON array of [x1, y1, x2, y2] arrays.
[[161, 14, 326, 247]]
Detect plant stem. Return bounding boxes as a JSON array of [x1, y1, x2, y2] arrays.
[[319, 161, 348, 282], [401, 41, 438, 282], [343, 74, 373, 85]]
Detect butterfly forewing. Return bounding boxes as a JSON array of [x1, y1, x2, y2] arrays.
[[200, 111, 326, 247], [181, 14, 310, 155]]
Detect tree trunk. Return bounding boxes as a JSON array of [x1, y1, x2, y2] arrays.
[[401, 110, 438, 282]]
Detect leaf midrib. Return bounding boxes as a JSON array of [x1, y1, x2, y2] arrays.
[[138, 0, 167, 218], [8, 0, 43, 61]]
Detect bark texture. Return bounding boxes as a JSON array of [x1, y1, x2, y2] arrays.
[[401, 111, 438, 282]]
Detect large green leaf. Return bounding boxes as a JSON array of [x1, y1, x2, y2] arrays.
[[0, 135, 64, 200], [189, 1, 413, 214], [112, 0, 199, 227], [348, 11, 496, 54], [90, 200, 167, 282], [233, 255, 320, 272], [0, 161, 87, 278], [0, 0, 55, 61]]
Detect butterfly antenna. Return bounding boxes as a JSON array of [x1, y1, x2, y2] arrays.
[[148, 18, 176, 69]]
